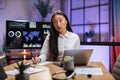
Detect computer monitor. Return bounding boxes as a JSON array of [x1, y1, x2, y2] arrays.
[[6, 20, 50, 50]]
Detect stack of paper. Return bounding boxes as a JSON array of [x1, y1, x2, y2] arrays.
[[6, 67, 45, 75], [37, 61, 52, 66], [75, 68, 103, 75]]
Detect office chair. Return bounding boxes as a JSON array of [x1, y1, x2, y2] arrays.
[[112, 54, 120, 80], [0, 65, 7, 80]]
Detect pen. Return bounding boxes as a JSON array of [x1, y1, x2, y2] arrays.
[[30, 51, 35, 60]]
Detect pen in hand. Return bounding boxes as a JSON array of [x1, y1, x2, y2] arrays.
[[30, 51, 35, 60], [30, 51, 41, 64]]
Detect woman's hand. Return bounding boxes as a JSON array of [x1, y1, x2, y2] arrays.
[[32, 57, 41, 64]]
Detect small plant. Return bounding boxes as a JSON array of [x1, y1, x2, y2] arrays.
[[34, 0, 57, 20], [64, 56, 74, 62], [15, 61, 30, 74], [85, 31, 94, 38]]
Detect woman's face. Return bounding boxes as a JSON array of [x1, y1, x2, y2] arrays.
[[52, 15, 67, 35]]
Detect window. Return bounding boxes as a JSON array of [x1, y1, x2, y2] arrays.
[[70, 0, 110, 42]]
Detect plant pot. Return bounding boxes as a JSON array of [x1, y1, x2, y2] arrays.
[[87, 38, 92, 42], [15, 74, 29, 80], [63, 61, 74, 77], [63, 61, 74, 70]]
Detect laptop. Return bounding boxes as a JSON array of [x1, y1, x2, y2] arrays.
[[60, 49, 93, 66]]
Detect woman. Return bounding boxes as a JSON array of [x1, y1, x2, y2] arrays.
[[32, 10, 80, 63]]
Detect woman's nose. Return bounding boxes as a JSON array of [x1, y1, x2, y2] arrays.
[[57, 22, 60, 26]]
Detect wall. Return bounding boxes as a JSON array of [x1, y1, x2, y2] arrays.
[[0, 0, 60, 48], [0, 0, 32, 47]]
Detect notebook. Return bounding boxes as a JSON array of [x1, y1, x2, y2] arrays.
[[60, 49, 93, 66]]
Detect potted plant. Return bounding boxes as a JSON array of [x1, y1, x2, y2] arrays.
[[85, 22, 95, 42], [63, 56, 74, 77], [34, 0, 56, 21], [64, 56, 74, 62], [85, 30, 94, 42], [15, 61, 30, 80]]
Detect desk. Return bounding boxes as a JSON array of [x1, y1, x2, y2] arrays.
[[4, 62, 52, 80], [4, 62, 115, 80], [47, 62, 115, 80]]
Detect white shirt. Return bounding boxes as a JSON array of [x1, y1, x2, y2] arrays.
[[39, 31, 80, 62]]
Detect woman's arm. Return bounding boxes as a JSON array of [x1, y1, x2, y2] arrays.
[[74, 35, 80, 49], [39, 34, 50, 62], [32, 34, 50, 63]]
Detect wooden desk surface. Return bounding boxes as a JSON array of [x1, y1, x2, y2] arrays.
[[4, 62, 115, 80], [4, 62, 52, 80], [46, 62, 115, 80]]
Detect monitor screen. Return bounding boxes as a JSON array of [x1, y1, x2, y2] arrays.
[[6, 20, 50, 49]]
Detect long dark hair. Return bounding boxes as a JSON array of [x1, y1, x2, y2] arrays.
[[48, 10, 73, 61]]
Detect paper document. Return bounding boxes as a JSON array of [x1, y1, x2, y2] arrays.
[[0, 55, 5, 59], [6, 67, 45, 75], [37, 61, 52, 66], [75, 68, 103, 75]]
